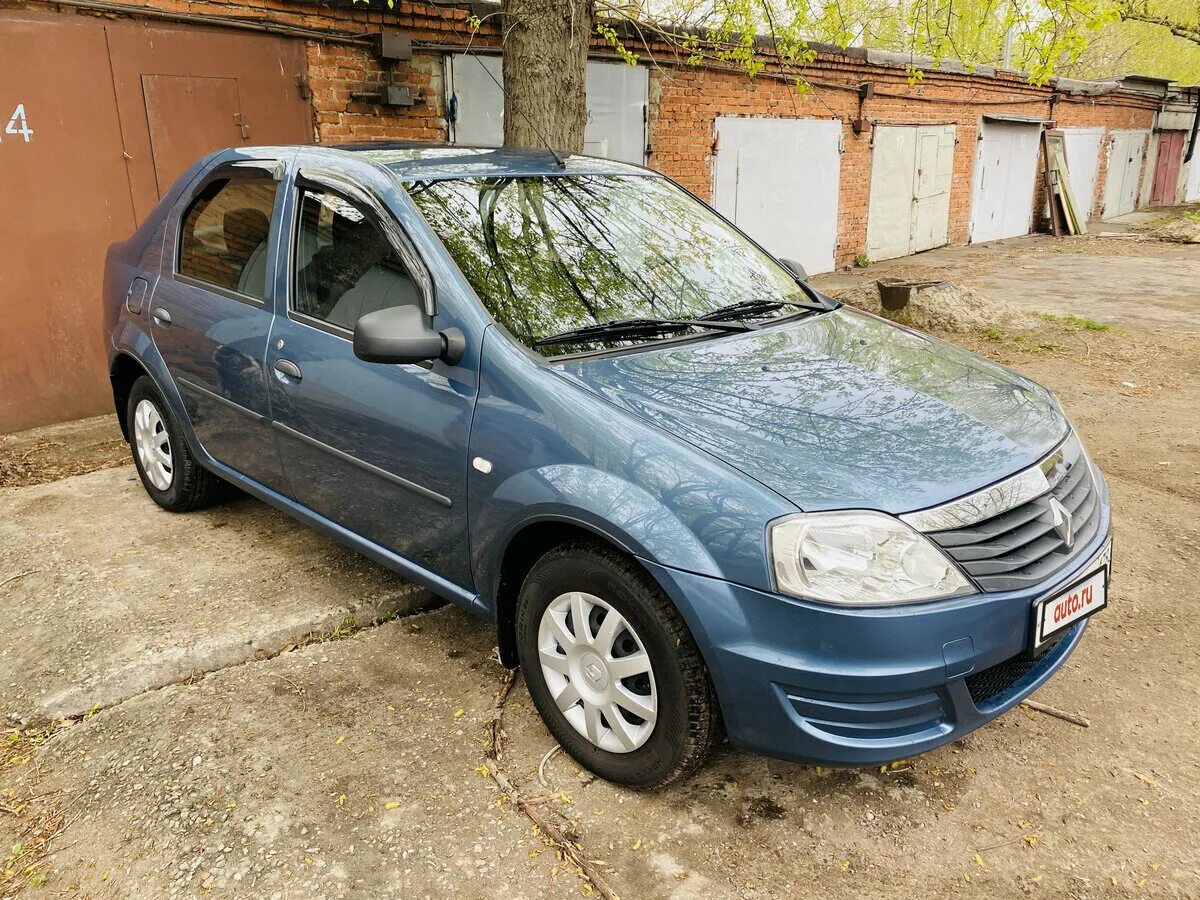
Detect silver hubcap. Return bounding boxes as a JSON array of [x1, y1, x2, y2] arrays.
[[537, 591, 657, 753], [133, 399, 173, 491]]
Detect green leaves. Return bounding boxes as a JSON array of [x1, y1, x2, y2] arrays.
[[596, 23, 641, 65]]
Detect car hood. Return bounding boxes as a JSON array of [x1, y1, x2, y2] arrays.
[[558, 308, 1067, 514]]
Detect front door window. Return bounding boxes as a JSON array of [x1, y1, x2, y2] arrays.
[[292, 188, 422, 331]]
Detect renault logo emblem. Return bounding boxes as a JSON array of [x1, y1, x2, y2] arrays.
[[1047, 497, 1074, 549]]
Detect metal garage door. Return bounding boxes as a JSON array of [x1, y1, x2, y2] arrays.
[[1150, 130, 1186, 206], [0, 9, 311, 432], [711, 117, 842, 275], [1187, 152, 1200, 202], [0, 11, 138, 431], [866, 125, 955, 262], [969, 120, 1042, 243], [445, 53, 647, 165], [1102, 130, 1148, 219], [1061, 128, 1104, 221], [104, 19, 312, 223]]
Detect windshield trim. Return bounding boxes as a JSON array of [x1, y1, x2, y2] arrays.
[[541, 306, 829, 364]]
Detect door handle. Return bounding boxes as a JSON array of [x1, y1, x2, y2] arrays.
[[273, 358, 302, 381], [151, 307, 171, 326]]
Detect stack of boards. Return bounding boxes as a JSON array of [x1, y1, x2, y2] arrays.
[[1043, 130, 1088, 236]]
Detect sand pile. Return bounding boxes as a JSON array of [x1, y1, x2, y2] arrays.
[[830, 279, 1033, 333]]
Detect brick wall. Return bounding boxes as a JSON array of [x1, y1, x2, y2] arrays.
[[15, 0, 1163, 268], [305, 43, 447, 143], [648, 60, 1158, 267]]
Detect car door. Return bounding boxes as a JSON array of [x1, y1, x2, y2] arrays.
[[266, 170, 476, 587], [151, 160, 288, 491]]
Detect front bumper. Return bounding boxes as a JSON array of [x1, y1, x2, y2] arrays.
[[643, 502, 1111, 767]]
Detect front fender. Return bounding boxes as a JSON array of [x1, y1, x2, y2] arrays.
[[474, 464, 724, 606], [467, 326, 798, 611]]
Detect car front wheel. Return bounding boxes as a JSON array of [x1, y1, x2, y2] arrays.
[[516, 542, 722, 789], [127, 375, 222, 512]]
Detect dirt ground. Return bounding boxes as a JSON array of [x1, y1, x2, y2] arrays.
[[1, 233, 1198, 899]]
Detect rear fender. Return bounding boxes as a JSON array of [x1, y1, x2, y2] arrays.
[[109, 328, 209, 466]]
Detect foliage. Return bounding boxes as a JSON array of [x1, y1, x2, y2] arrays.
[[359, 0, 1200, 92], [594, 0, 1200, 85]]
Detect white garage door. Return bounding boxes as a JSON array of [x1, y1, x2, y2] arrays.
[[444, 53, 647, 166], [1102, 130, 1148, 219], [1061, 128, 1104, 221], [969, 120, 1042, 243], [711, 117, 842, 275], [1187, 155, 1200, 202], [866, 124, 955, 262]]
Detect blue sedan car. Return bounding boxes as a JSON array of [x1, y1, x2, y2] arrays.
[[103, 144, 1111, 788]]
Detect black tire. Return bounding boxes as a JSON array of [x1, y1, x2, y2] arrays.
[[126, 375, 223, 512], [516, 542, 722, 790]]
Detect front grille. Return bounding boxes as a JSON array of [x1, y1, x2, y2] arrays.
[[927, 442, 1102, 592], [965, 653, 1045, 706]]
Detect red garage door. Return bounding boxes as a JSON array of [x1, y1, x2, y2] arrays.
[[1150, 130, 1186, 207], [0, 10, 312, 433]]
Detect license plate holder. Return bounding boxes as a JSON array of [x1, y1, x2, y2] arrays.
[[1030, 541, 1111, 653]]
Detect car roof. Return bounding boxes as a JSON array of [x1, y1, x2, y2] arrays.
[[328, 142, 655, 181]]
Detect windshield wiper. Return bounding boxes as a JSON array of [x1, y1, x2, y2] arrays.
[[702, 296, 831, 321], [533, 316, 751, 350]]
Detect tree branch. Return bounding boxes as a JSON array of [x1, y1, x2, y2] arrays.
[[1117, 5, 1200, 45]]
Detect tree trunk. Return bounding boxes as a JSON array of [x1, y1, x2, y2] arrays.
[[501, 0, 593, 153]]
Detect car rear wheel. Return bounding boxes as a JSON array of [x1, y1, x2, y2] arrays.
[[516, 542, 722, 789], [127, 376, 222, 512]]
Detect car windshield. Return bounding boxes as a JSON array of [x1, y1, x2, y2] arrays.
[[406, 173, 818, 355]]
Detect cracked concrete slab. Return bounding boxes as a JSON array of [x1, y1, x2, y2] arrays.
[[0, 466, 436, 723], [4, 609, 583, 898]]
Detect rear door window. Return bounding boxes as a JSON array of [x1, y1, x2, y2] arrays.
[[178, 178, 278, 301], [292, 187, 422, 332]]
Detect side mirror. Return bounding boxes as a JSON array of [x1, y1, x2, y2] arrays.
[[779, 258, 808, 282], [353, 305, 465, 366]]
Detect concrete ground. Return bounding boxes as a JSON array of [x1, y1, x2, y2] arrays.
[[1, 232, 1198, 898]]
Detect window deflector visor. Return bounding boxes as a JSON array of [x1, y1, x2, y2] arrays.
[[295, 166, 435, 317]]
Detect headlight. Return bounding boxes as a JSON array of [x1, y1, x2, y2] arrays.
[[769, 511, 972, 606]]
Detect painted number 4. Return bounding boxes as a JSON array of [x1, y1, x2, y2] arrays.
[[3, 105, 33, 142]]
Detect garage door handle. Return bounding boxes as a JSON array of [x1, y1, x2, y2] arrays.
[[274, 358, 302, 381], [152, 307, 171, 326]]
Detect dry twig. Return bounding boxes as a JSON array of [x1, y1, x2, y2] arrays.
[[1020, 699, 1090, 728], [483, 670, 618, 900], [488, 766, 620, 900]]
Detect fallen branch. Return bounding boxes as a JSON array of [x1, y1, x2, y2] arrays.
[[486, 669, 518, 761], [483, 670, 618, 900], [1020, 699, 1089, 728], [488, 765, 619, 900]]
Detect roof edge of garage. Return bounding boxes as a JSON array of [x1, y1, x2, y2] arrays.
[[981, 114, 1052, 125]]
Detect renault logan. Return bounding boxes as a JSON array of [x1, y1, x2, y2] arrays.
[[103, 144, 1112, 788]]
